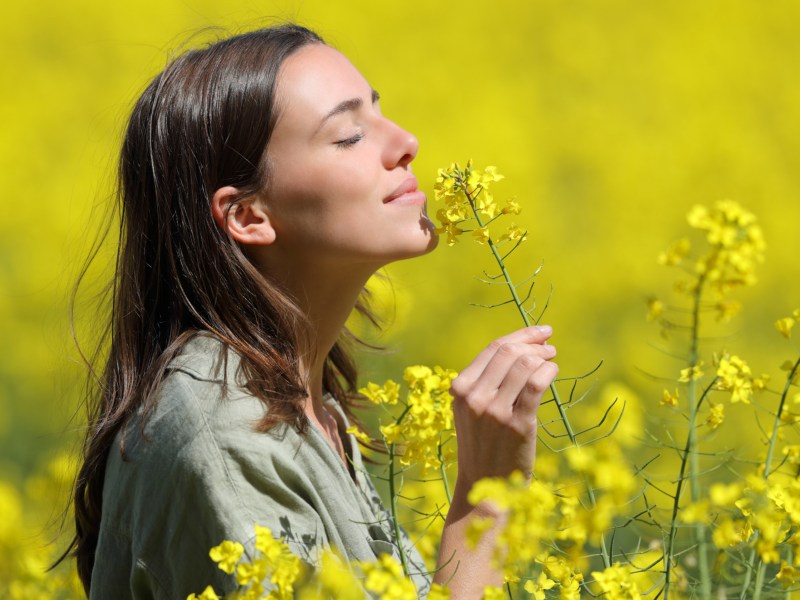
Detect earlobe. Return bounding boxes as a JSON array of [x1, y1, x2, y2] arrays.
[[210, 186, 276, 246]]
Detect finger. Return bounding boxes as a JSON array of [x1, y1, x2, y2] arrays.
[[514, 361, 559, 421], [470, 343, 555, 403], [456, 325, 554, 384], [490, 353, 547, 418]]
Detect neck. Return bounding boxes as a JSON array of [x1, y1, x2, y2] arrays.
[[258, 258, 376, 415]]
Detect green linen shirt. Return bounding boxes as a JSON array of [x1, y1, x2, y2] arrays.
[[90, 334, 431, 599]]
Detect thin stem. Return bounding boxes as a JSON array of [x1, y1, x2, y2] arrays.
[[388, 442, 409, 575], [460, 176, 607, 567], [663, 276, 712, 600], [388, 404, 413, 575], [663, 379, 716, 599], [438, 435, 453, 505]]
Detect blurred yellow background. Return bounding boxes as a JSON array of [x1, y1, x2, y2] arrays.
[[1, 0, 798, 490]]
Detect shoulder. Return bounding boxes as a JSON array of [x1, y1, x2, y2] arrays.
[[94, 334, 329, 597]]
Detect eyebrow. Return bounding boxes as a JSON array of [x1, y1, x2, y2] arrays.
[[319, 89, 380, 127]]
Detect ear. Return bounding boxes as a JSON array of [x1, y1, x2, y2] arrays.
[[210, 186, 276, 246]]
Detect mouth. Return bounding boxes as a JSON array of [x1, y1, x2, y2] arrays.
[[384, 176, 427, 206]]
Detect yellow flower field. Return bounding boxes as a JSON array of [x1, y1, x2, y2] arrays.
[[1, 1, 798, 598]]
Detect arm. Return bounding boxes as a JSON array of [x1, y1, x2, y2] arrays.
[[432, 325, 558, 599]]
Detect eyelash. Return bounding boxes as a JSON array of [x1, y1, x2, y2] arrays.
[[335, 133, 364, 149]]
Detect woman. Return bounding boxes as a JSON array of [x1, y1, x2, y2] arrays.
[[67, 24, 558, 599]]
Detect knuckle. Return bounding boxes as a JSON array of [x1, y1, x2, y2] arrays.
[[450, 376, 469, 398], [486, 339, 504, 354], [495, 342, 519, 358], [518, 355, 540, 370], [525, 377, 546, 395], [464, 390, 485, 409]]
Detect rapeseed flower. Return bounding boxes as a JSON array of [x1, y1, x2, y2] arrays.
[[705, 402, 724, 429], [678, 362, 704, 382], [661, 388, 679, 407], [591, 563, 642, 599], [467, 471, 558, 577], [357, 554, 417, 600], [716, 355, 753, 403], [775, 316, 795, 338], [378, 365, 457, 473], [187, 586, 221, 600], [209, 540, 244, 575]]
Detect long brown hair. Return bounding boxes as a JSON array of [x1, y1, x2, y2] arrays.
[[63, 24, 379, 593]]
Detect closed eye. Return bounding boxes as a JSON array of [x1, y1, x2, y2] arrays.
[[335, 132, 364, 149]]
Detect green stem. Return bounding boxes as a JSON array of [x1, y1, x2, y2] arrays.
[[752, 562, 766, 600], [388, 405, 413, 575], [461, 176, 608, 568], [463, 183, 577, 446], [388, 442, 409, 575], [438, 435, 453, 505], [663, 276, 711, 599], [663, 379, 716, 599]]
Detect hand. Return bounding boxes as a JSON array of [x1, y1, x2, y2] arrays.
[[450, 325, 558, 492]]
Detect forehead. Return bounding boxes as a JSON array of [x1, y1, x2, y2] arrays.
[[275, 44, 371, 128]]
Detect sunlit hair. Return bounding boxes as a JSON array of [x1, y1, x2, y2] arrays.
[[61, 24, 381, 593]]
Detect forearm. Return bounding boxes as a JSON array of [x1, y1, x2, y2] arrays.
[[433, 484, 507, 600]]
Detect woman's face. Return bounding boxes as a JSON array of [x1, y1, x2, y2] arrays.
[[258, 43, 438, 274]]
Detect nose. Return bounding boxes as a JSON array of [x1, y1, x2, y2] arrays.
[[382, 118, 418, 169]]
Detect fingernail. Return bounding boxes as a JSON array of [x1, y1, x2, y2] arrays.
[[535, 325, 552, 335]]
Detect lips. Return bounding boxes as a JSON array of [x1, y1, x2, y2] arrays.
[[384, 176, 426, 205]]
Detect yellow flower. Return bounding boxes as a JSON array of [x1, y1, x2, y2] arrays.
[[346, 424, 372, 445], [678, 362, 704, 382], [711, 517, 751, 548], [715, 300, 741, 322], [523, 572, 556, 599], [473, 226, 490, 244], [378, 365, 457, 473], [468, 472, 558, 571], [302, 550, 363, 600], [186, 585, 221, 600], [657, 238, 690, 266], [716, 355, 753, 403], [466, 516, 496, 549], [591, 563, 641, 599], [706, 402, 724, 429], [499, 223, 527, 244], [783, 445, 800, 464], [482, 586, 506, 600], [427, 584, 451, 600], [437, 221, 465, 246], [502, 198, 521, 215], [684, 201, 765, 296], [710, 483, 742, 507], [661, 388, 679, 407], [358, 554, 417, 600], [776, 317, 795, 339], [209, 540, 244, 574], [776, 561, 800, 588], [646, 297, 664, 322], [681, 500, 710, 524], [359, 380, 401, 405]]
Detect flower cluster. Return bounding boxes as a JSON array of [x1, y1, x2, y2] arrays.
[[686, 200, 766, 295], [364, 365, 458, 473], [681, 472, 800, 570], [650, 200, 766, 333], [432, 161, 524, 246], [466, 471, 557, 574], [190, 525, 304, 600]]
